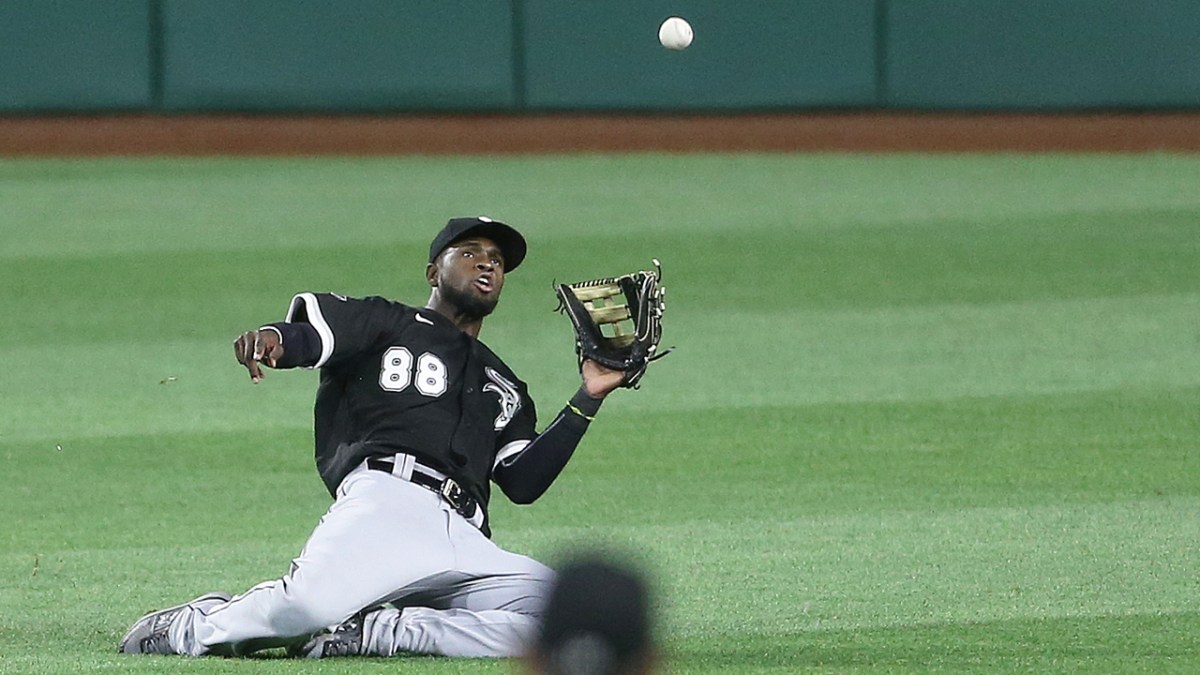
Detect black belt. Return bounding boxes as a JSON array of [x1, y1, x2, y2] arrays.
[[366, 456, 480, 523]]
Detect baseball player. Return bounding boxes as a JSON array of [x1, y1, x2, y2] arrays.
[[119, 216, 628, 658]]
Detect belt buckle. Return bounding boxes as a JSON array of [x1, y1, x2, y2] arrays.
[[439, 478, 476, 519], [440, 478, 465, 510]]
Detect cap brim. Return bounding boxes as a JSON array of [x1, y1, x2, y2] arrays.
[[452, 222, 527, 271]]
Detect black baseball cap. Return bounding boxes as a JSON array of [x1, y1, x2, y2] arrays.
[[537, 553, 653, 673], [429, 216, 527, 272]]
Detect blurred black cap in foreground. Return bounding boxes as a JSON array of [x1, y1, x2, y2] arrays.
[[535, 552, 655, 675]]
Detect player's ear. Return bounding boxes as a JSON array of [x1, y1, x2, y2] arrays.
[[426, 261, 439, 287]]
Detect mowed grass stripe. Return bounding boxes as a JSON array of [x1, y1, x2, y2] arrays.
[[3, 289, 1196, 442], [3, 208, 1197, 348], [6, 384, 1196, 550], [649, 292, 1200, 410], [4, 154, 1200, 260], [675, 611, 1200, 674]]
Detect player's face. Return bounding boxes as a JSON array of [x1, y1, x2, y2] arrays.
[[434, 236, 507, 318]]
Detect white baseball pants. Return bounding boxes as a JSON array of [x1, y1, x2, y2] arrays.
[[184, 463, 553, 657]]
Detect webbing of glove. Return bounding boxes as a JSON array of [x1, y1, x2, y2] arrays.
[[554, 260, 668, 389]]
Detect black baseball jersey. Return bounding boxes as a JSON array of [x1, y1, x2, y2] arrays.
[[277, 292, 538, 525]]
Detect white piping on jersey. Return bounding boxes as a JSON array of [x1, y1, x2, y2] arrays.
[[257, 325, 283, 344], [285, 292, 335, 368], [493, 439, 531, 471]]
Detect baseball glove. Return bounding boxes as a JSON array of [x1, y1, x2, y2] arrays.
[[554, 259, 670, 389]]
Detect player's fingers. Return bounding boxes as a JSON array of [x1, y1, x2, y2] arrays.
[[266, 342, 284, 368], [252, 333, 265, 361], [233, 333, 254, 364], [233, 332, 264, 382], [247, 358, 263, 383]]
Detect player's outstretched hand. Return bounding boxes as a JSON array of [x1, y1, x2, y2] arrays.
[[581, 359, 627, 399], [233, 329, 284, 384]]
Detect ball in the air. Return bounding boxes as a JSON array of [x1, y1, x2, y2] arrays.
[[658, 17, 693, 51]]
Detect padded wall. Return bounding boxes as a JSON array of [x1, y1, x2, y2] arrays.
[[885, 0, 1200, 109], [4, 2, 1200, 113], [160, 0, 516, 111], [0, 0, 152, 111], [521, 0, 879, 110]]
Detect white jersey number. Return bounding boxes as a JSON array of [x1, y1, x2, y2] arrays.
[[380, 347, 447, 396], [414, 352, 448, 397]]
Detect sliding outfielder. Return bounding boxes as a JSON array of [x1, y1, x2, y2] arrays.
[[118, 216, 666, 659]]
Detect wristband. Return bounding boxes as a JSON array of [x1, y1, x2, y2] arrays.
[[567, 386, 603, 420], [567, 403, 594, 422]]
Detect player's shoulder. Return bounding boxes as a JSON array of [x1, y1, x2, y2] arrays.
[[306, 292, 414, 312], [359, 294, 416, 311], [292, 292, 423, 325]]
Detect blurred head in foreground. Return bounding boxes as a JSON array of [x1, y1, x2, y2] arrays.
[[526, 552, 657, 675]]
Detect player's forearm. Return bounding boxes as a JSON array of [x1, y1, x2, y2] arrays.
[[494, 388, 604, 504], [262, 322, 322, 368]]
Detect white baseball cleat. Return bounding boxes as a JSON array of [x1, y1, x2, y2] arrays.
[[118, 592, 231, 655]]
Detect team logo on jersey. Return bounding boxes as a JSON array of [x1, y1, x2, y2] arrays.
[[483, 367, 521, 431]]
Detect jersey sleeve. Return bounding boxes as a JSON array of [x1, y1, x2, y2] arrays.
[[491, 387, 603, 504], [493, 387, 537, 469], [284, 292, 396, 369]]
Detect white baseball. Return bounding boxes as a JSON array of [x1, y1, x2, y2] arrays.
[[658, 17, 693, 51]]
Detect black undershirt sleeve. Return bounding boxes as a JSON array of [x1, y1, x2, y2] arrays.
[[493, 387, 604, 504], [262, 321, 322, 369]]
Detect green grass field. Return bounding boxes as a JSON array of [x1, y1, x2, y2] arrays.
[[1, 153, 1197, 674]]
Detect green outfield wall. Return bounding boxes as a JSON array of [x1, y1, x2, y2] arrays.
[[520, 0, 877, 109], [3, 0, 1199, 113], [0, 0, 153, 111], [160, 0, 516, 111], [885, 0, 1200, 109]]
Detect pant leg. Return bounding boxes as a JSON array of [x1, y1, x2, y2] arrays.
[[361, 509, 555, 658], [363, 606, 541, 658], [187, 468, 455, 656]]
